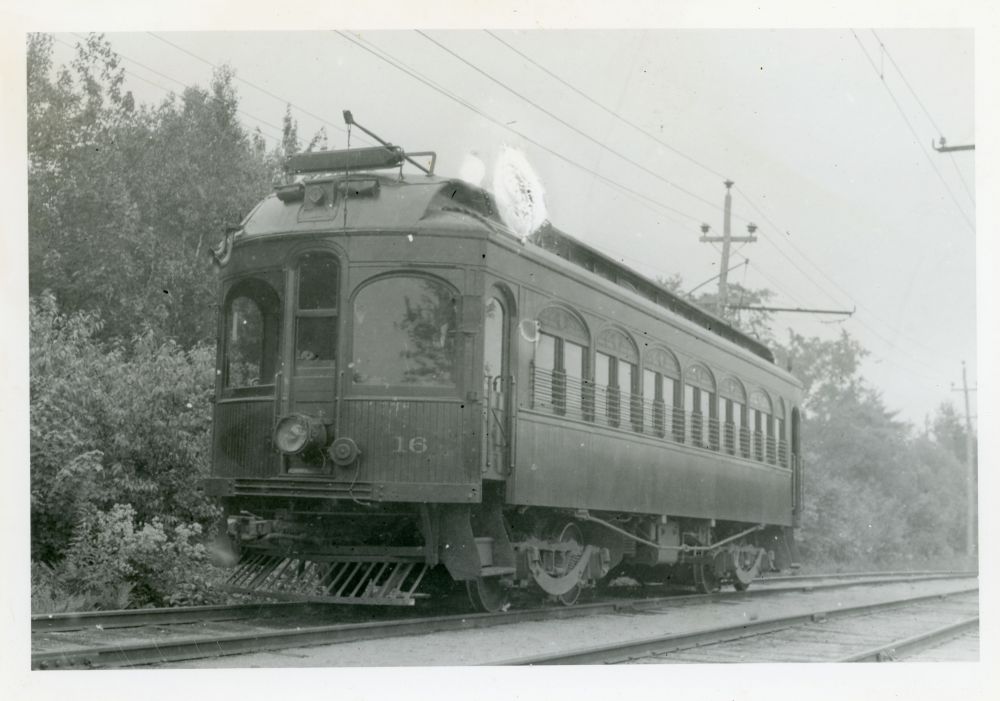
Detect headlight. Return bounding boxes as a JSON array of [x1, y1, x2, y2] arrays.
[[274, 414, 328, 456]]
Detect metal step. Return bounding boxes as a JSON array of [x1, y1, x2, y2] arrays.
[[224, 551, 430, 606]]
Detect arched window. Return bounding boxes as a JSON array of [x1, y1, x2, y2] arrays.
[[351, 275, 458, 388], [776, 398, 788, 466], [749, 389, 774, 463], [223, 278, 281, 393], [718, 377, 747, 456], [595, 328, 640, 431], [684, 364, 717, 450], [533, 306, 589, 420], [642, 347, 681, 440]]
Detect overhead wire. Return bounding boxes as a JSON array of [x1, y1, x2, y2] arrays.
[[60, 34, 285, 145], [61, 32, 960, 388], [333, 30, 705, 226], [145, 31, 376, 148], [416, 30, 728, 218], [479, 30, 956, 363], [481, 32, 905, 320], [483, 30, 729, 181], [850, 29, 974, 233], [870, 30, 975, 207], [389, 30, 960, 384]]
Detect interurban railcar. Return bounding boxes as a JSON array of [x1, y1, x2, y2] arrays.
[[203, 137, 804, 611]]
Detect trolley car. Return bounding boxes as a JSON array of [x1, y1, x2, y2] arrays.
[[203, 116, 804, 611]]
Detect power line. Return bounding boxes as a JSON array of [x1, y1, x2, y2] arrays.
[[336, 31, 828, 320], [61, 35, 285, 144], [145, 32, 375, 148], [850, 29, 974, 233], [339, 31, 962, 385], [483, 30, 729, 181], [870, 30, 975, 207], [333, 31, 705, 226], [870, 30, 946, 136], [482, 29, 954, 355], [416, 30, 728, 218]]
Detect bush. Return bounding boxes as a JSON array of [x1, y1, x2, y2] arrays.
[[31, 293, 220, 564], [58, 504, 228, 608], [30, 294, 226, 609]]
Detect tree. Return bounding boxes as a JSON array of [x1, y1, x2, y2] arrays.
[[28, 34, 276, 347]]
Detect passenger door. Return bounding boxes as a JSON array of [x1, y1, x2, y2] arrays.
[[483, 295, 511, 477]]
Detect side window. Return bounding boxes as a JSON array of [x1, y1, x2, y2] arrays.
[[719, 377, 747, 456], [749, 390, 773, 463], [777, 399, 789, 466], [531, 306, 589, 420], [223, 278, 280, 392], [595, 328, 640, 432], [295, 252, 339, 371], [352, 275, 458, 388], [644, 348, 682, 442], [684, 364, 717, 450]]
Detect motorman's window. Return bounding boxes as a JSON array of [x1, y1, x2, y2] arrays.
[[224, 278, 280, 391], [352, 275, 458, 388], [295, 252, 339, 371], [533, 306, 589, 419]]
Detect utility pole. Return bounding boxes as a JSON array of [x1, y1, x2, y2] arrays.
[[951, 361, 977, 561], [699, 180, 757, 319]]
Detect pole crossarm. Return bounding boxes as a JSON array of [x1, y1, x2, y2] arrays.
[[697, 180, 758, 320], [932, 138, 975, 153], [699, 236, 758, 243]]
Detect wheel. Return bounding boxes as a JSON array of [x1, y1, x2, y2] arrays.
[[694, 561, 721, 594], [550, 522, 585, 606], [466, 576, 508, 613], [732, 544, 763, 591]]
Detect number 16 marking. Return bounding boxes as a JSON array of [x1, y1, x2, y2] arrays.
[[392, 436, 428, 454]]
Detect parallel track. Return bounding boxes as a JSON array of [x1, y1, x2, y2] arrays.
[[32, 571, 977, 669], [494, 587, 979, 664]]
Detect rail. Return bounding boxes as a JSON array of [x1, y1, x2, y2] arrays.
[[493, 585, 979, 665], [32, 571, 976, 669]]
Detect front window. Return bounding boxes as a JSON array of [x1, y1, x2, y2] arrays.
[[223, 278, 280, 391], [351, 275, 458, 388], [295, 252, 339, 371]]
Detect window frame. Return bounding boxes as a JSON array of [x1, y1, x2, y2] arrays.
[[292, 251, 340, 374], [348, 272, 462, 397], [220, 276, 282, 398]]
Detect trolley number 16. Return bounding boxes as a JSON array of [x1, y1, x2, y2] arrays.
[[392, 436, 428, 454]]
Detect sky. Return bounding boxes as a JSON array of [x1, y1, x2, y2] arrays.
[[44, 28, 975, 426]]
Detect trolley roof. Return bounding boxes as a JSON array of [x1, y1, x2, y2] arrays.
[[235, 167, 775, 363]]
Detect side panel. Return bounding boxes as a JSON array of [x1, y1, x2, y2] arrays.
[[338, 398, 479, 488], [511, 411, 794, 526]]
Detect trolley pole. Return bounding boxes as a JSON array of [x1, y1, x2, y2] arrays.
[[699, 180, 757, 319]]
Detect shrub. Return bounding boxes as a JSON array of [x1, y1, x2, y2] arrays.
[[30, 293, 220, 564], [54, 503, 228, 608]]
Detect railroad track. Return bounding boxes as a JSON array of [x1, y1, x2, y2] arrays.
[[495, 588, 979, 664], [32, 571, 977, 669]]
